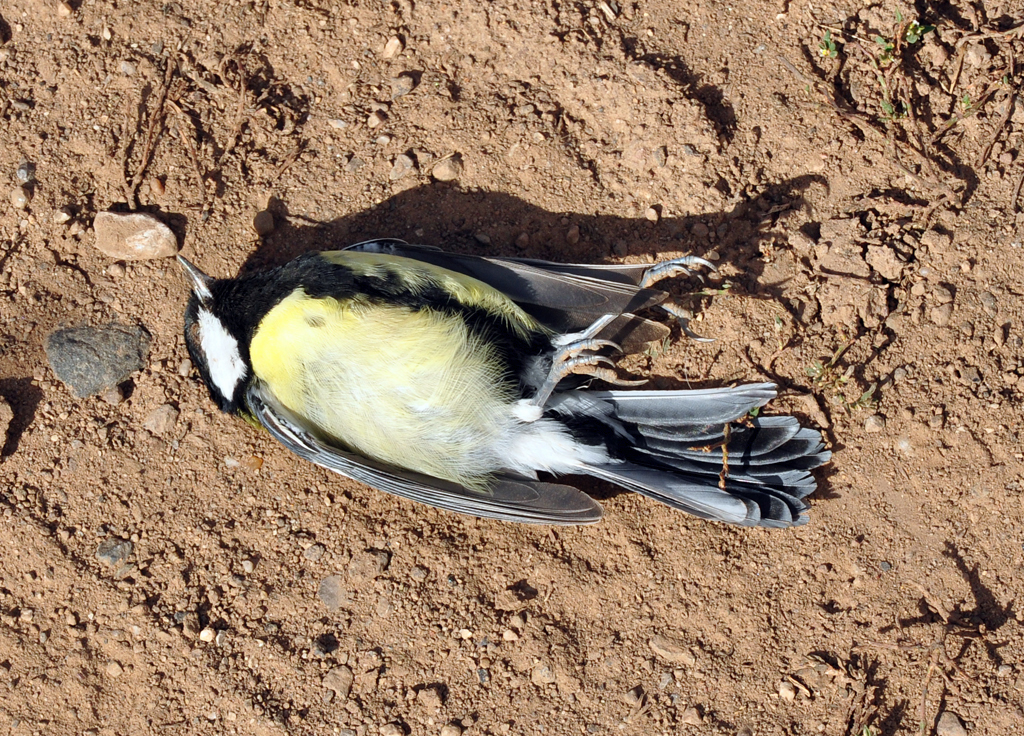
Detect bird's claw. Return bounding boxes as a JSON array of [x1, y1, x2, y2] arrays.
[[531, 331, 637, 407], [659, 301, 715, 343], [639, 256, 717, 289]]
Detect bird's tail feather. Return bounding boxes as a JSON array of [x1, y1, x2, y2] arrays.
[[563, 383, 829, 528]]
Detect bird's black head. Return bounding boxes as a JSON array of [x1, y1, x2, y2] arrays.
[[179, 256, 251, 416]]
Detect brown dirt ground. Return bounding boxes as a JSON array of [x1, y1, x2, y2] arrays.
[[1, 1, 1023, 735]]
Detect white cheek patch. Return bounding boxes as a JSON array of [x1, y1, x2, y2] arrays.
[[197, 309, 247, 399]]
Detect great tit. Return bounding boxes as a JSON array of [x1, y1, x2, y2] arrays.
[[179, 239, 829, 527]]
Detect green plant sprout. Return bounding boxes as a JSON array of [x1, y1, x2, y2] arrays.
[[904, 20, 935, 44], [819, 30, 838, 58], [806, 341, 878, 413]]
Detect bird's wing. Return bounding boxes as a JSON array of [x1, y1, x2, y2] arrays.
[[342, 240, 668, 333], [246, 382, 603, 525]]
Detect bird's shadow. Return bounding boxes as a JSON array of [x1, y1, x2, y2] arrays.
[[227, 179, 835, 509]]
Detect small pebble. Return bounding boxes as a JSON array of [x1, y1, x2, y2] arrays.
[[375, 135, 392, 145], [9, 186, 29, 210], [0, 397, 12, 449], [996, 664, 1012, 677], [346, 156, 366, 173], [935, 712, 968, 736], [120, 60, 136, 76], [177, 358, 192, 376], [624, 686, 645, 705], [382, 37, 404, 59], [322, 666, 354, 700], [979, 291, 997, 315], [303, 543, 326, 561], [215, 630, 227, 646], [54, 207, 73, 224], [101, 386, 125, 405], [930, 303, 954, 326], [380, 725, 403, 736], [390, 74, 416, 99], [679, 707, 702, 725], [253, 210, 275, 236], [143, 404, 179, 435], [515, 232, 530, 249], [778, 681, 796, 701], [645, 206, 660, 223], [96, 538, 133, 567], [149, 177, 166, 196], [531, 663, 556, 685], [911, 281, 928, 297], [93, 211, 178, 260], [649, 634, 696, 665], [57, 1, 73, 17], [474, 232, 491, 245], [198, 627, 216, 643], [106, 661, 124, 678], [16, 161, 35, 183], [389, 154, 415, 181], [318, 575, 347, 610], [241, 559, 255, 573], [864, 414, 886, 433], [432, 155, 463, 182], [327, 119, 349, 130], [440, 725, 463, 736], [565, 224, 580, 245], [367, 111, 387, 128], [879, 561, 892, 571], [612, 240, 628, 257], [932, 285, 954, 304]]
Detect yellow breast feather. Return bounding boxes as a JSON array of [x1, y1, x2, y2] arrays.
[[249, 291, 519, 488]]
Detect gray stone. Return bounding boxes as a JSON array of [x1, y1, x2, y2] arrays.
[[303, 543, 326, 561], [389, 74, 416, 99], [318, 574, 348, 610], [15, 161, 35, 184], [389, 154, 415, 181], [96, 538, 133, 567], [531, 663, 557, 685], [936, 712, 968, 736], [93, 211, 178, 260], [45, 324, 149, 398]]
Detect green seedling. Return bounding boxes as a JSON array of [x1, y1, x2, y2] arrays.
[[819, 30, 838, 58], [904, 20, 935, 44]]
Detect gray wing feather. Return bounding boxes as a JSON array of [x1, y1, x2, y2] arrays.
[[344, 239, 667, 333], [246, 383, 602, 525]]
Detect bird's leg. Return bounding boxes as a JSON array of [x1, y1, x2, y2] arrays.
[[638, 256, 716, 289], [530, 315, 645, 408]]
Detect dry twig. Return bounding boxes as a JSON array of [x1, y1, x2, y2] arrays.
[[122, 57, 177, 207]]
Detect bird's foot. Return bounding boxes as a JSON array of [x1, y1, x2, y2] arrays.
[[531, 332, 644, 408], [658, 301, 715, 343], [639, 255, 717, 289]]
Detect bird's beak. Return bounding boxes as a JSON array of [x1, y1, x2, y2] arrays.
[[177, 255, 214, 301]]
